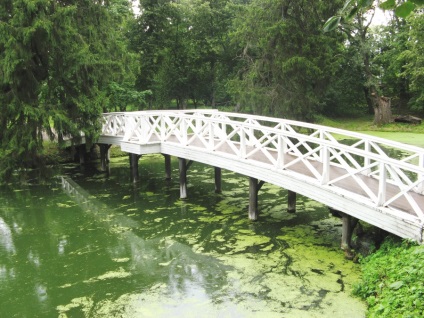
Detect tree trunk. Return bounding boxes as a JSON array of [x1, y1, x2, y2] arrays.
[[363, 86, 374, 115], [372, 93, 392, 126]]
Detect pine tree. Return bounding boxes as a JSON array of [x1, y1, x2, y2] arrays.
[[0, 0, 137, 179]]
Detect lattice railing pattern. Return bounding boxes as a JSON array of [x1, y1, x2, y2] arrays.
[[101, 110, 424, 221]]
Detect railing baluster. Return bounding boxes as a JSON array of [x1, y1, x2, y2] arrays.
[[363, 140, 371, 176], [377, 163, 387, 206], [419, 154, 424, 194], [277, 134, 286, 168], [209, 121, 215, 150], [181, 117, 187, 145], [123, 115, 135, 141], [240, 126, 246, 158], [321, 146, 330, 185], [160, 115, 165, 141], [319, 130, 325, 161], [195, 115, 202, 136], [221, 122, 227, 139]]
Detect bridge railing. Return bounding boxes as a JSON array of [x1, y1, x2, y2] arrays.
[[101, 110, 219, 138], [101, 110, 424, 222], [101, 112, 127, 136]]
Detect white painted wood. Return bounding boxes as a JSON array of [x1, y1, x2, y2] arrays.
[[98, 110, 424, 243], [120, 142, 161, 155], [419, 154, 424, 194], [377, 163, 387, 207], [97, 136, 123, 145]]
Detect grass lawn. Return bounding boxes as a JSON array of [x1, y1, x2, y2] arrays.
[[317, 115, 424, 148]]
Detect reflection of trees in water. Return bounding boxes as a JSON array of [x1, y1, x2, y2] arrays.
[[61, 176, 230, 297], [0, 185, 68, 317]]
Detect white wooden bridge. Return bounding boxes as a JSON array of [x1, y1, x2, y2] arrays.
[[97, 109, 424, 246]]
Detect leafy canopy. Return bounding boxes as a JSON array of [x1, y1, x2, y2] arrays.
[[324, 0, 424, 32]]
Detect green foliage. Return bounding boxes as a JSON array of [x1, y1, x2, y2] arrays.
[[324, 6, 424, 118], [324, 0, 424, 32], [107, 82, 152, 112], [401, 13, 424, 112], [0, 0, 142, 179], [1, 0, 423, 180], [323, 16, 341, 33], [229, 0, 345, 121], [353, 238, 424, 317], [370, 12, 424, 114], [129, 0, 236, 108]]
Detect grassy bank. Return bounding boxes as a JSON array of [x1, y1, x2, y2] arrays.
[[317, 115, 424, 133], [317, 115, 424, 147]]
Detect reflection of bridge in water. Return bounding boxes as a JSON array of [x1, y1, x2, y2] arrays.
[[60, 176, 229, 295], [92, 110, 424, 247]]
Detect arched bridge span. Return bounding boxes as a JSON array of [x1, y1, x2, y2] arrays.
[[98, 110, 424, 244]]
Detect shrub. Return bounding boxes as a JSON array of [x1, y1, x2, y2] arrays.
[[353, 238, 424, 317]]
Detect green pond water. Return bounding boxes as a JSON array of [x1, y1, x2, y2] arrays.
[[360, 131, 424, 148], [0, 154, 366, 317]]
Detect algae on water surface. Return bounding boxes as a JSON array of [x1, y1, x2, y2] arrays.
[[0, 155, 366, 317]]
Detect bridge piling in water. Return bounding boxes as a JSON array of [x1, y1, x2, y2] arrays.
[[214, 167, 222, 193], [130, 154, 141, 183], [163, 154, 172, 180], [287, 191, 296, 213], [179, 158, 193, 199], [99, 144, 111, 171], [249, 178, 265, 220], [340, 212, 358, 250]]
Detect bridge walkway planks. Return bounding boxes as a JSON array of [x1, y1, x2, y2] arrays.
[[122, 133, 424, 222]]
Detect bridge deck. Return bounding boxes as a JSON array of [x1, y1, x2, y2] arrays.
[[123, 134, 423, 221], [99, 110, 424, 243]]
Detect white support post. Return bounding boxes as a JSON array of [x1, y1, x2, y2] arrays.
[[377, 163, 387, 206], [363, 140, 371, 176], [123, 116, 135, 141], [160, 115, 166, 141], [181, 117, 187, 145], [221, 122, 227, 140], [277, 134, 286, 168], [240, 126, 246, 159], [247, 125, 254, 147], [109, 116, 115, 135], [321, 146, 330, 185], [418, 154, 424, 194], [114, 116, 119, 135], [319, 130, 325, 160], [209, 121, 215, 150], [140, 116, 150, 143], [195, 116, 202, 136]]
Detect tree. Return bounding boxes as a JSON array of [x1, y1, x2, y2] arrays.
[[0, 0, 138, 179], [371, 20, 411, 114], [401, 13, 424, 112], [228, 0, 344, 121], [129, 0, 236, 109], [325, 1, 424, 124], [324, 2, 395, 125], [322, 42, 368, 116], [323, 0, 424, 33]]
